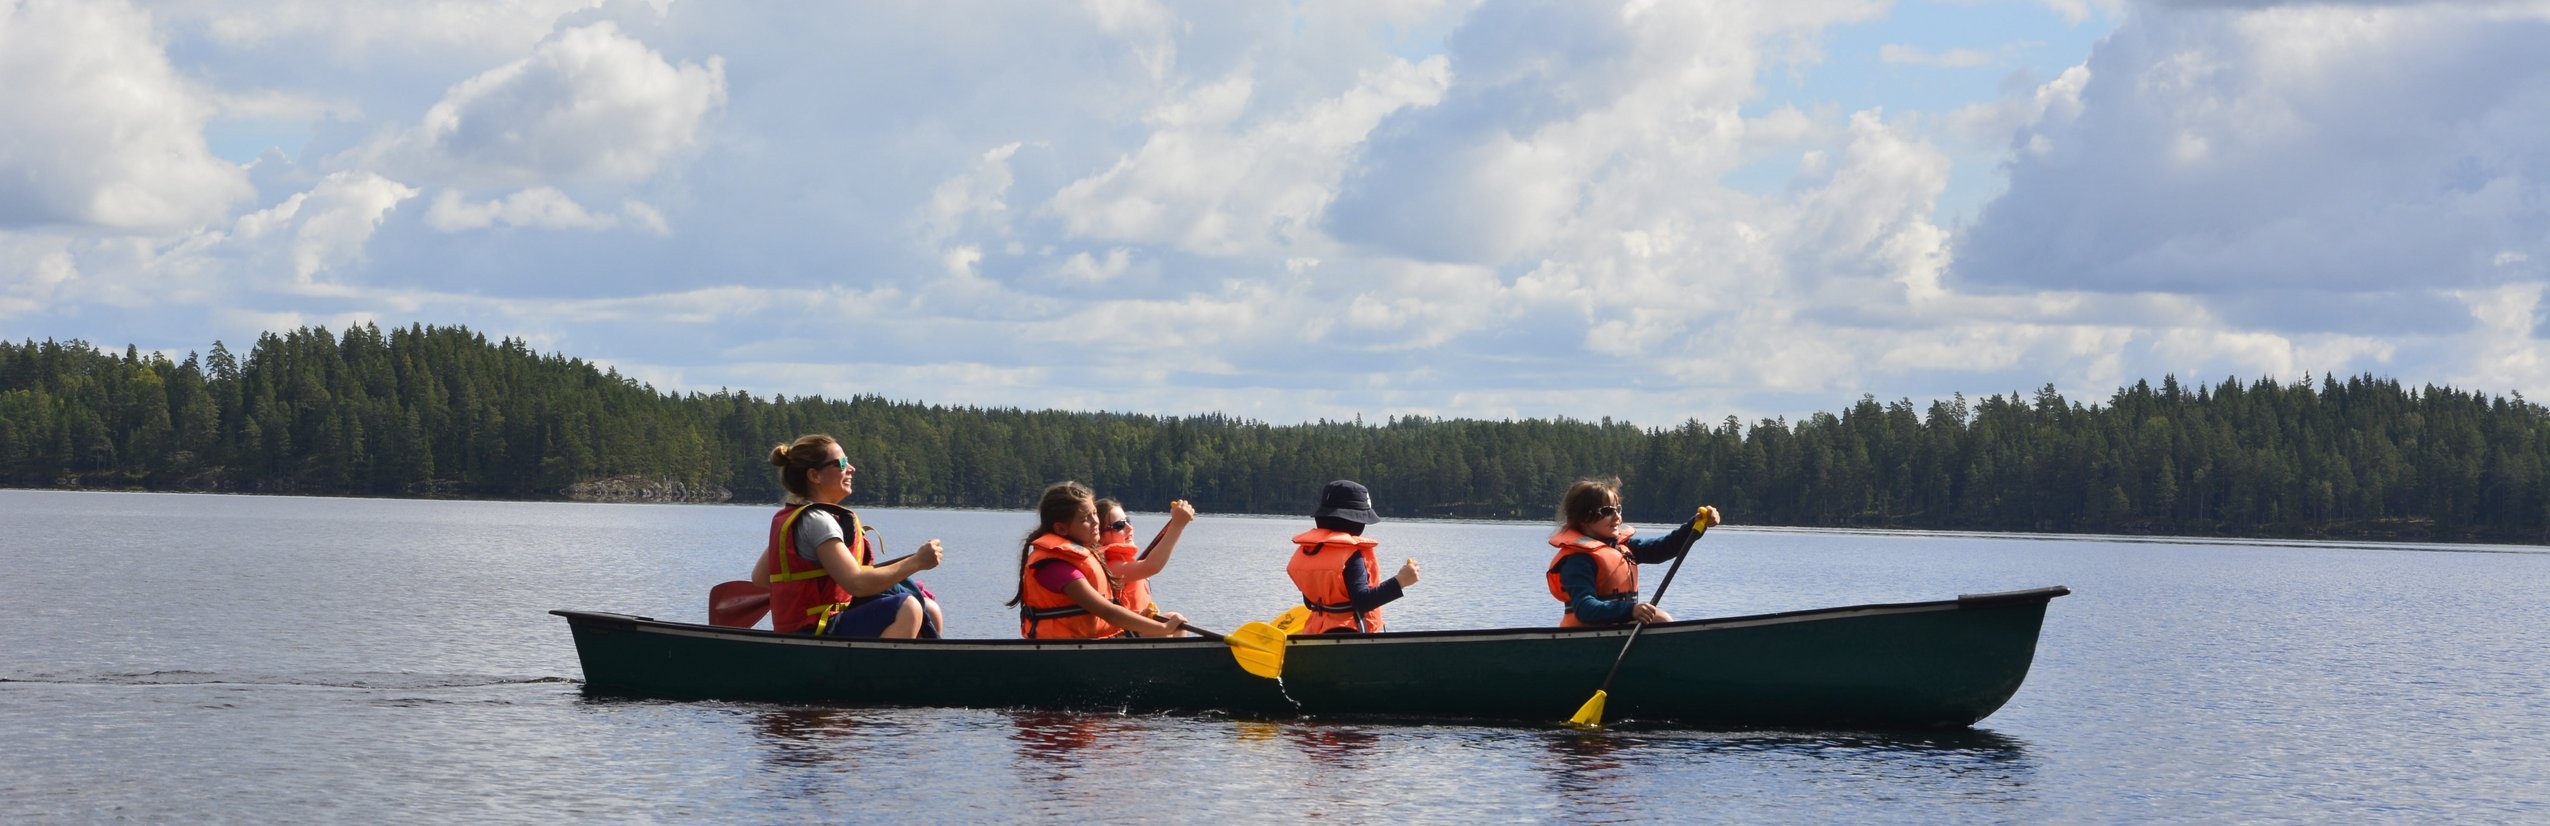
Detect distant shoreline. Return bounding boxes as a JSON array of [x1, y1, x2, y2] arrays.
[[10, 483, 2540, 550]]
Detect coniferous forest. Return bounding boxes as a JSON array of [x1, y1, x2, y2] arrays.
[[4, 323, 2546, 543]]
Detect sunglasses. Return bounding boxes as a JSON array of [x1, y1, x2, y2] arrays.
[[821, 457, 855, 472], [1591, 505, 1621, 517], [1105, 520, 1131, 531]]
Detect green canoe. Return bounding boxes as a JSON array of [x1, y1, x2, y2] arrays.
[[551, 585, 2067, 729]]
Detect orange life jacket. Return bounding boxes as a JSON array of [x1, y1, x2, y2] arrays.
[[763, 503, 870, 635], [1287, 528, 1384, 634], [1018, 533, 1121, 639], [1100, 540, 1155, 616], [1545, 526, 1640, 627]]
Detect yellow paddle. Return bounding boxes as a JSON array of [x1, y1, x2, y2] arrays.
[[1186, 606, 1311, 680], [1269, 605, 1311, 634], [1569, 506, 1715, 729]]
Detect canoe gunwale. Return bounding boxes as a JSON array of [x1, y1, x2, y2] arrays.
[[548, 614, 1260, 653], [1957, 585, 2074, 607]]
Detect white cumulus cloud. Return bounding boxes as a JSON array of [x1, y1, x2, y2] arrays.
[[0, 0, 252, 231], [0, 235, 78, 318], [1047, 57, 1452, 257], [233, 170, 419, 286], [382, 20, 726, 188], [1955, 4, 2550, 309]]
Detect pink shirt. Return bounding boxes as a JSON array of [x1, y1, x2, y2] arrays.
[[1030, 559, 1088, 592]]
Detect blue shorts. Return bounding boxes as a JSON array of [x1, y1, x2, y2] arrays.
[[817, 592, 912, 637]]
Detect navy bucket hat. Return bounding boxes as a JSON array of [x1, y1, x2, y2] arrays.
[[1311, 479, 1381, 525]]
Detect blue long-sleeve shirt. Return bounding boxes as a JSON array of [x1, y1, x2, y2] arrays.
[[1338, 551, 1406, 613], [1556, 524, 1701, 624]]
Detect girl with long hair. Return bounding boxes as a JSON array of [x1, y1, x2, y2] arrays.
[[1007, 481, 1189, 639]]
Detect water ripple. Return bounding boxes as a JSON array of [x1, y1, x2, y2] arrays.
[[0, 671, 576, 690]]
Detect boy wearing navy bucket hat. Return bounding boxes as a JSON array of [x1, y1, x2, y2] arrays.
[[1284, 480, 1421, 634]]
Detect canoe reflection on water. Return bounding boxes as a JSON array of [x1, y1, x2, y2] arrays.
[[1004, 710, 1145, 769], [1540, 732, 1637, 802], [1004, 714, 1388, 766], [1533, 727, 2038, 803], [725, 700, 2037, 818], [1244, 720, 1385, 768], [749, 707, 883, 769]]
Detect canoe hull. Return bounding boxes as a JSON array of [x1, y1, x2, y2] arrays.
[[553, 586, 2065, 729], [558, 617, 1299, 715]]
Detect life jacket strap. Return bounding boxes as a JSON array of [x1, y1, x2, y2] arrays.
[[1600, 589, 1639, 601], [1561, 590, 1640, 614], [1303, 598, 1357, 613], [806, 602, 852, 635], [770, 505, 877, 584]]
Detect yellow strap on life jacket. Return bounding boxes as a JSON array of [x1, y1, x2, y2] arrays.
[[807, 602, 852, 635], [769, 505, 872, 584]]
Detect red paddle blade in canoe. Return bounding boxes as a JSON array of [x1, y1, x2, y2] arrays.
[[709, 581, 770, 628]]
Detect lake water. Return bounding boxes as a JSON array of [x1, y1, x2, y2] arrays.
[[3, 489, 2545, 823]]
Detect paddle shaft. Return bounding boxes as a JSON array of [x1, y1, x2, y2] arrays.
[[1587, 523, 1704, 698], [1136, 506, 1183, 560]]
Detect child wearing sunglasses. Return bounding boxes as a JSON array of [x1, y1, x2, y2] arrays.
[[1545, 477, 1723, 627], [1007, 481, 1189, 639], [1093, 497, 1195, 620]]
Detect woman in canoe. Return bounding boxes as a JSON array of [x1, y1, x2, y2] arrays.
[[1546, 477, 1721, 627], [1008, 481, 1190, 639], [1093, 496, 1195, 621], [752, 435, 946, 638], [1287, 480, 1419, 634]]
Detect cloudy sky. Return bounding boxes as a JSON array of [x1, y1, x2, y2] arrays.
[[6, 0, 2548, 427]]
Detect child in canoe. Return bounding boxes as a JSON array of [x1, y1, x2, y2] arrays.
[[1546, 477, 1721, 627], [1009, 481, 1190, 639], [1094, 496, 1195, 621], [1286, 480, 1419, 633]]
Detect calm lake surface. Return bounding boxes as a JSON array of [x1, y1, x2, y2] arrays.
[[4, 488, 2546, 823]]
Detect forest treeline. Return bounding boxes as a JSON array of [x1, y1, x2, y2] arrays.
[[3, 323, 2545, 542]]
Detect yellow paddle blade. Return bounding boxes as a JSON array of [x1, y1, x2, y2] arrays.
[[1222, 621, 1289, 679], [1568, 690, 1609, 729], [1271, 605, 1311, 634]]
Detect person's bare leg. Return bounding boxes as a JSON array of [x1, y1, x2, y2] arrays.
[[882, 596, 925, 638]]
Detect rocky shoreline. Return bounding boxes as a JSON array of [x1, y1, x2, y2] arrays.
[[559, 476, 733, 504]]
